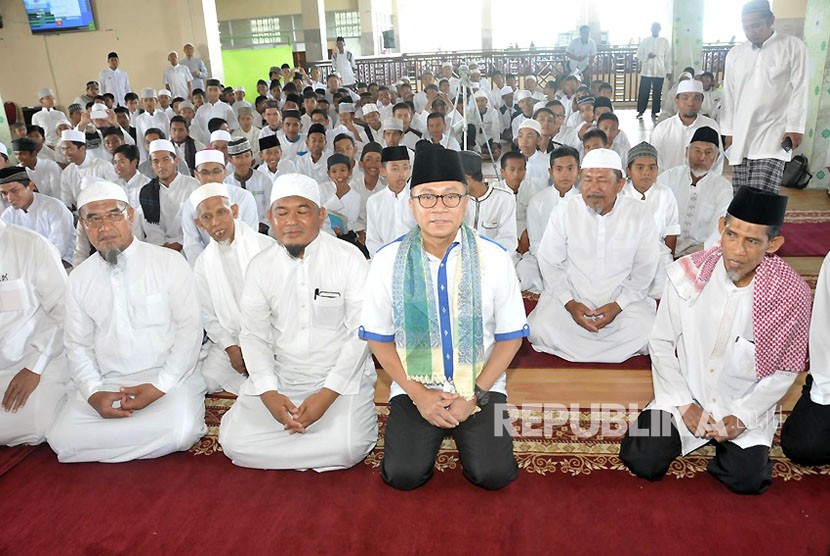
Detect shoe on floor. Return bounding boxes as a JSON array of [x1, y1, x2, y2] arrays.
[[636, 112, 643, 119]]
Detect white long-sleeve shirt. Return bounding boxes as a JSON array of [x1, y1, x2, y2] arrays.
[[117, 171, 151, 210], [134, 110, 171, 161], [182, 184, 259, 264], [465, 184, 518, 252], [650, 114, 724, 175], [139, 172, 200, 246], [649, 259, 799, 453], [31, 108, 68, 147], [60, 155, 118, 209], [64, 239, 203, 400], [224, 170, 273, 225], [809, 253, 830, 405], [98, 67, 132, 106], [720, 32, 808, 163], [163, 64, 193, 100], [180, 55, 208, 92], [526, 185, 580, 255], [26, 157, 63, 199], [1, 193, 75, 263], [193, 101, 239, 139], [636, 36, 672, 78], [365, 184, 417, 256], [295, 153, 329, 185], [0, 220, 66, 375], [239, 233, 372, 397]]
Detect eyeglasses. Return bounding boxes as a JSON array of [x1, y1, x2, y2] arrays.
[[82, 207, 128, 228], [411, 193, 465, 208]]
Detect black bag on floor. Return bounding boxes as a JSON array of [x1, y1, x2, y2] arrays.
[[782, 154, 812, 189]]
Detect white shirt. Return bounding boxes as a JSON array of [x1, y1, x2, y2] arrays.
[[275, 132, 307, 161], [26, 157, 63, 199], [163, 64, 193, 100], [610, 130, 632, 168], [469, 107, 501, 147], [350, 174, 386, 233], [324, 185, 363, 233], [256, 158, 297, 182], [194, 100, 239, 139], [117, 171, 151, 210], [239, 233, 371, 397], [720, 32, 808, 163], [31, 108, 68, 147], [526, 150, 550, 183], [1, 193, 75, 263], [181, 184, 260, 265], [465, 184, 518, 252], [810, 253, 830, 404], [650, 114, 724, 175], [194, 221, 275, 350], [60, 155, 118, 209], [621, 182, 681, 243], [537, 195, 659, 309], [180, 55, 208, 91], [637, 36, 672, 78], [365, 184, 417, 256], [566, 37, 597, 72], [225, 170, 273, 224], [360, 228, 529, 400], [64, 240, 203, 400], [134, 110, 171, 161], [140, 172, 200, 245], [0, 220, 66, 375], [658, 165, 733, 254], [552, 125, 581, 150], [514, 176, 547, 237], [650, 260, 798, 453], [332, 49, 358, 86], [37, 146, 60, 164], [295, 153, 329, 185], [232, 126, 261, 162], [526, 185, 580, 255], [98, 67, 132, 106], [701, 87, 723, 121]]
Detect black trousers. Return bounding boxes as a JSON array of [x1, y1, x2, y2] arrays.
[[620, 410, 772, 495], [781, 375, 830, 465], [381, 393, 518, 491], [637, 76, 664, 115]]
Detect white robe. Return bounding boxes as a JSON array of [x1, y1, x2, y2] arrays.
[[720, 32, 808, 164], [465, 184, 518, 253], [163, 64, 193, 100], [194, 100, 239, 140], [224, 170, 273, 225], [182, 184, 259, 265], [118, 171, 151, 210], [552, 125, 581, 150], [31, 108, 68, 148], [0, 221, 68, 446], [809, 253, 830, 405], [98, 67, 132, 106], [295, 153, 330, 185], [218, 233, 377, 471], [350, 175, 385, 233], [134, 110, 171, 161], [47, 240, 206, 463], [647, 260, 798, 454], [1, 193, 76, 263], [194, 221, 274, 394], [255, 158, 297, 182], [275, 131, 308, 161], [60, 156, 118, 210], [365, 184, 417, 257], [650, 114, 724, 175], [139, 172, 200, 246], [658, 165, 733, 257], [528, 195, 659, 362]]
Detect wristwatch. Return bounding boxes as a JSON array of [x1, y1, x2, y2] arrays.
[[474, 384, 490, 408]]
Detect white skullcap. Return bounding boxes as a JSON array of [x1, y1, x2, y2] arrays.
[[149, 139, 176, 154], [533, 101, 547, 113], [189, 183, 229, 209], [514, 90, 532, 102], [38, 88, 55, 99], [234, 86, 245, 93], [471, 67, 481, 74], [678, 71, 693, 81], [168, 50, 178, 57], [77, 176, 128, 209], [90, 105, 109, 119], [0, 143, 8, 157], [61, 129, 86, 144], [532, 91, 546, 101], [500, 85, 514, 96], [473, 89, 488, 100], [339, 102, 355, 113], [471, 83, 481, 90], [210, 130, 232, 143], [518, 119, 542, 136], [195, 149, 226, 166], [525, 75, 537, 81], [362, 104, 379, 115], [441, 61, 452, 68], [141, 87, 157, 99], [581, 148, 623, 172], [270, 173, 321, 207], [158, 89, 172, 97], [179, 100, 194, 110], [383, 118, 404, 132], [676, 79, 704, 95]]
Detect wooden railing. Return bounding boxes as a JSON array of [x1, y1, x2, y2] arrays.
[[314, 43, 734, 104]]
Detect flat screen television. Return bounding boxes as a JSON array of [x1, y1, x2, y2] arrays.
[[24, 0, 96, 33]]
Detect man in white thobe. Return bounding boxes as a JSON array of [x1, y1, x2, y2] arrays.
[[0, 219, 68, 446], [621, 187, 811, 494], [47, 179, 206, 463], [193, 79, 239, 140], [31, 89, 68, 148], [658, 127, 733, 257], [180, 43, 208, 93], [650, 79, 723, 176], [0, 168, 75, 266], [13, 137, 62, 200], [163, 51, 193, 101], [635, 22, 672, 119], [219, 174, 377, 471], [98, 52, 132, 106], [720, 0, 808, 193], [528, 149, 659, 363], [331, 37, 358, 88], [59, 130, 118, 211], [191, 184, 274, 394]]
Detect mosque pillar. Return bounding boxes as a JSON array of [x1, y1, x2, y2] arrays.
[[358, 0, 377, 56], [801, 0, 830, 188], [301, 0, 329, 62], [670, 0, 704, 77], [481, 0, 494, 51]]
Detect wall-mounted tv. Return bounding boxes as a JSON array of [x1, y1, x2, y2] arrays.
[[24, 0, 96, 33]]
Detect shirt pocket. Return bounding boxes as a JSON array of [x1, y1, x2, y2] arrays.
[[0, 278, 33, 314], [481, 219, 500, 230], [129, 291, 171, 329], [722, 336, 757, 397], [312, 295, 345, 331]]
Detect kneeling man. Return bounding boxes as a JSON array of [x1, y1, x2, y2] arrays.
[[219, 174, 377, 471], [620, 187, 812, 494], [47, 178, 207, 463], [361, 144, 528, 490], [192, 183, 274, 394], [528, 149, 659, 362]]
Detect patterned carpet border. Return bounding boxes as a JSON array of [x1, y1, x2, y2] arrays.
[[784, 209, 830, 224], [193, 397, 830, 481]]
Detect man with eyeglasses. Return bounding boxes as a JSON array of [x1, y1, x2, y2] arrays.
[[360, 143, 528, 490], [219, 174, 377, 471], [181, 149, 258, 265], [137, 139, 200, 251], [47, 177, 207, 463]]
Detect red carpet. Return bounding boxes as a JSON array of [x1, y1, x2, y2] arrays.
[[0, 445, 37, 477], [778, 222, 830, 257], [2, 443, 829, 555]]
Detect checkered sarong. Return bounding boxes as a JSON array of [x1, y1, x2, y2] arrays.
[[732, 158, 786, 194]]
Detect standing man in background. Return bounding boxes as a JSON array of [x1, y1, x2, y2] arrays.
[[181, 43, 208, 94], [636, 22, 672, 120], [566, 26, 597, 83], [332, 37, 358, 89], [99, 52, 132, 107]]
